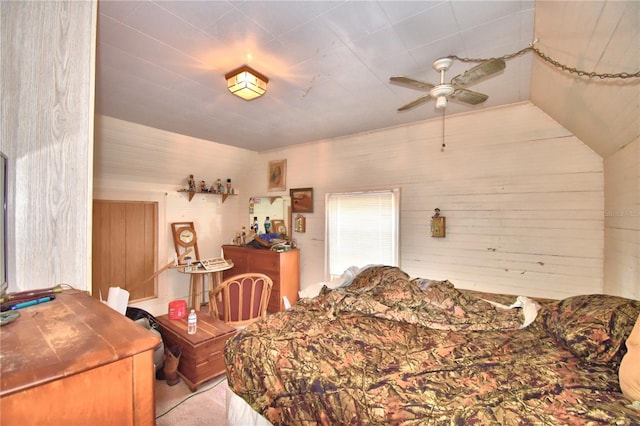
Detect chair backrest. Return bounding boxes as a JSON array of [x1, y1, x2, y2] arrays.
[[208, 273, 273, 328]]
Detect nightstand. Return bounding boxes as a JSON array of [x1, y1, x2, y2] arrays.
[[156, 313, 236, 392]]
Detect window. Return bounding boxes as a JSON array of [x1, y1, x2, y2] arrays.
[[326, 189, 399, 279]]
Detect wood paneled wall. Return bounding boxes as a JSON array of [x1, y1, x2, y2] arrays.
[[95, 103, 636, 304], [256, 102, 605, 300], [94, 116, 258, 316], [532, 1, 640, 159], [604, 138, 640, 299], [1, 1, 96, 292]]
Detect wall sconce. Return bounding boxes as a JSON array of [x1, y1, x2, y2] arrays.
[[431, 208, 446, 238], [225, 65, 268, 101]]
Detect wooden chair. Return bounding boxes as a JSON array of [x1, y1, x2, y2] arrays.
[[208, 273, 273, 328]]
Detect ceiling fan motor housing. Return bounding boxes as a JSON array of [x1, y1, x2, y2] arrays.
[[431, 58, 455, 109], [432, 58, 453, 72], [430, 84, 454, 98]]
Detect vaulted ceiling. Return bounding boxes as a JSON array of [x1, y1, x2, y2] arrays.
[[95, 1, 639, 157]]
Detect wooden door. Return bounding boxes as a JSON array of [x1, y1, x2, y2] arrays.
[[92, 200, 158, 302]]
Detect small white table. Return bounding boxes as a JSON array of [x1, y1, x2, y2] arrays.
[[177, 261, 234, 311]]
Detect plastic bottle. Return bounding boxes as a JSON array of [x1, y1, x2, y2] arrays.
[[253, 217, 259, 234], [187, 309, 197, 335], [264, 216, 271, 234]]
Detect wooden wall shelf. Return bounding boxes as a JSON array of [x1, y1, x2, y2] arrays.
[[178, 190, 236, 203]]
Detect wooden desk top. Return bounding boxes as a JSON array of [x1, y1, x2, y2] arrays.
[[0, 291, 161, 397]]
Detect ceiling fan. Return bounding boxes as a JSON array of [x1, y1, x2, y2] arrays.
[[390, 57, 506, 111]]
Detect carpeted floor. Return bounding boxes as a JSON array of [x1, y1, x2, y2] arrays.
[[155, 375, 228, 425]]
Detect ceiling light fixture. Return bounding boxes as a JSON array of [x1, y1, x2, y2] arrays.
[[225, 65, 268, 101], [435, 95, 448, 109]]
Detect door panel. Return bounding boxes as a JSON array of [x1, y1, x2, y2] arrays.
[[93, 200, 158, 301]]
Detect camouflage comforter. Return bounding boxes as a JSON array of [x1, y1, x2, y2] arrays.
[[225, 266, 640, 425]]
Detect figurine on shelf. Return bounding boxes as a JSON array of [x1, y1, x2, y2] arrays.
[[200, 180, 207, 192], [226, 178, 232, 194], [216, 178, 223, 194], [188, 175, 196, 192]]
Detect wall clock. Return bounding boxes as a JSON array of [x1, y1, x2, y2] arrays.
[[171, 222, 200, 263], [178, 228, 195, 246]]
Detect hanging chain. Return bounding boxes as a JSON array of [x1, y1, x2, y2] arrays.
[[448, 44, 640, 80]]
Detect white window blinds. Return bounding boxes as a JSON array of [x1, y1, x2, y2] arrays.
[[326, 189, 399, 278]]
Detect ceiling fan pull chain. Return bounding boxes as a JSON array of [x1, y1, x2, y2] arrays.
[[441, 109, 446, 152]]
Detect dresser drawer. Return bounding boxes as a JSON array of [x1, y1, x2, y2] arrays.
[[192, 354, 227, 382], [268, 289, 281, 312], [179, 337, 227, 382], [194, 336, 226, 363], [270, 275, 281, 291], [249, 254, 279, 274], [222, 252, 247, 279]]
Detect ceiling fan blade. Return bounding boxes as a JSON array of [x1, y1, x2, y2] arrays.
[[451, 89, 488, 105], [450, 58, 506, 87], [389, 76, 435, 92], [397, 95, 432, 111]]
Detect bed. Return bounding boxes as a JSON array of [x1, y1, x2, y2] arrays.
[[224, 266, 640, 425]]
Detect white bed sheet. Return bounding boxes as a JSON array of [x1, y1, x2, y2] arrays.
[[226, 386, 274, 426]]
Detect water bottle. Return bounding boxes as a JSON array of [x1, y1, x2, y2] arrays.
[[264, 216, 271, 234], [187, 309, 197, 335]]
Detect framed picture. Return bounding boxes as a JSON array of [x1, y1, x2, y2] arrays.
[[268, 159, 286, 192], [290, 187, 313, 213], [271, 219, 286, 236]]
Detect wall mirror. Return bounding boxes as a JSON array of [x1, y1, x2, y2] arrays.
[[249, 196, 291, 237]]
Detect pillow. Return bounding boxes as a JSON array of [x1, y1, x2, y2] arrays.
[[619, 314, 640, 402], [539, 294, 640, 364], [347, 265, 409, 293], [298, 282, 327, 299]]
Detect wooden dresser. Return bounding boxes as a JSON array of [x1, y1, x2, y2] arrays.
[[221, 245, 300, 312], [0, 291, 161, 426]]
